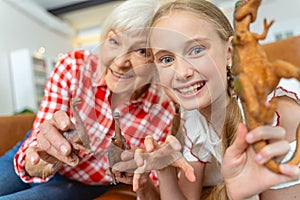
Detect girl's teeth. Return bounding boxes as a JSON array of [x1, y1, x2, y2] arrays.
[[178, 83, 203, 94]]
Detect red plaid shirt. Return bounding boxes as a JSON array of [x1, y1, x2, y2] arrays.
[[14, 50, 174, 185]]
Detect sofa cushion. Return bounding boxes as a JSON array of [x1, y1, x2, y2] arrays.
[[0, 113, 36, 156]]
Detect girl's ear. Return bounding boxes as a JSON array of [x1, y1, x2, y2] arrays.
[[226, 36, 234, 66]]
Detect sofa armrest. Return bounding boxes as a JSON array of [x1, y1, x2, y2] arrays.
[[0, 113, 36, 156], [263, 35, 300, 68]]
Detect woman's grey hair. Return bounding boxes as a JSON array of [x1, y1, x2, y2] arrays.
[[100, 0, 160, 42]]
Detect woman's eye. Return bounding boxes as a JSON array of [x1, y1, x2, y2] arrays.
[[136, 48, 147, 56], [160, 56, 174, 64], [190, 46, 205, 55], [109, 38, 118, 45]]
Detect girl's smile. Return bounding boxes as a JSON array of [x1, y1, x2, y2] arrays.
[[174, 80, 206, 98]]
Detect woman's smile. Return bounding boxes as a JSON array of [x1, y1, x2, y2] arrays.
[[108, 67, 135, 81]]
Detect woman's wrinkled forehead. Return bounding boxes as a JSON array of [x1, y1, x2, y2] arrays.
[[109, 27, 151, 47]]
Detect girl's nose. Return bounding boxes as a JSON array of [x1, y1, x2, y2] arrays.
[[175, 59, 194, 81], [114, 53, 131, 68]]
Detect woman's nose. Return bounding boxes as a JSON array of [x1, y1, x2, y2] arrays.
[[114, 53, 131, 68]]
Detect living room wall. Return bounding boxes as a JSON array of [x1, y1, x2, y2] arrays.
[[0, 1, 73, 115]]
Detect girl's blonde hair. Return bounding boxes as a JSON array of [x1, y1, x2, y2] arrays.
[[151, 1, 242, 199], [151, 0, 233, 41]]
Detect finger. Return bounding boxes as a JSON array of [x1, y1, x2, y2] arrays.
[[120, 150, 134, 161], [264, 164, 300, 187], [39, 121, 72, 156], [255, 140, 290, 164], [120, 147, 138, 161], [112, 159, 138, 173], [279, 164, 299, 179], [174, 157, 195, 182], [134, 148, 146, 167], [26, 147, 41, 165], [37, 131, 78, 166], [165, 135, 181, 151], [134, 159, 148, 174], [52, 110, 74, 131], [228, 123, 249, 156], [144, 136, 157, 152], [133, 173, 142, 192], [247, 126, 286, 144]]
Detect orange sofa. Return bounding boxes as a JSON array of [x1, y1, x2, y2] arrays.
[[0, 113, 36, 156], [262, 35, 300, 67]]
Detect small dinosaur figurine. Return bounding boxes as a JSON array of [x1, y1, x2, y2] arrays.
[[26, 97, 92, 178], [233, 0, 300, 173], [108, 112, 131, 185], [63, 98, 92, 155], [170, 103, 181, 137]]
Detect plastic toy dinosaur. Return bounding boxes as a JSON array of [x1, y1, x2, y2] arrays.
[[232, 0, 300, 173], [63, 98, 92, 155], [108, 112, 131, 184], [170, 103, 181, 136], [26, 98, 92, 178]]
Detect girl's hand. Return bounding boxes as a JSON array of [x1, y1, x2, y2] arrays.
[[113, 135, 195, 191], [109, 146, 140, 185], [222, 123, 299, 200]]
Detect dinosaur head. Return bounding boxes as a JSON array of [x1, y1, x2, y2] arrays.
[[234, 0, 262, 22]]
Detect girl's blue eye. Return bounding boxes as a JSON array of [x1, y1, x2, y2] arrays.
[[160, 56, 174, 64], [190, 46, 205, 55]]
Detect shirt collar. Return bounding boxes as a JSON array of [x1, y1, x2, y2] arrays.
[[92, 72, 107, 87]]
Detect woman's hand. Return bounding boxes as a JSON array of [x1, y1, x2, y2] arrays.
[[222, 123, 299, 200], [25, 111, 79, 178]]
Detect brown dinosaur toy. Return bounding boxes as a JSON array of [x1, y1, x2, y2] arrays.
[[108, 112, 131, 185], [232, 0, 300, 173], [170, 103, 181, 136], [63, 98, 92, 155], [26, 97, 92, 179]]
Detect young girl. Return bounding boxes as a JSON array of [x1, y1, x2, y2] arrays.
[[0, 0, 175, 199], [122, 0, 300, 199]]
